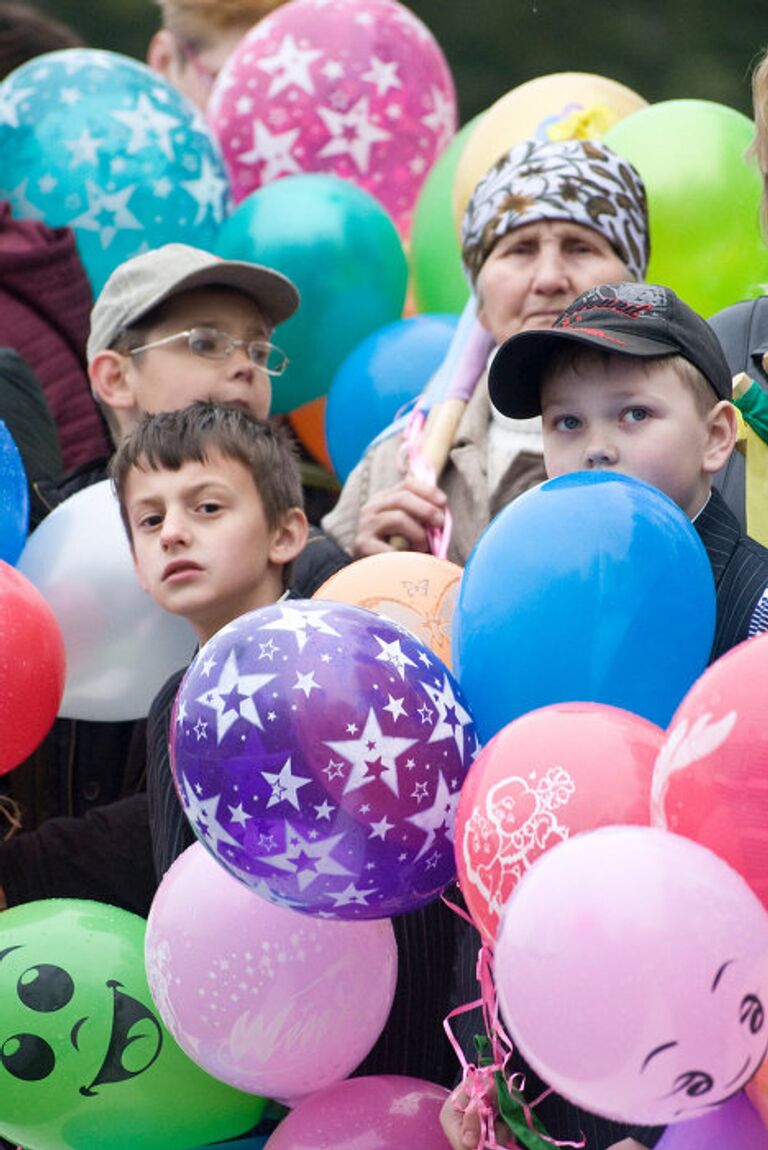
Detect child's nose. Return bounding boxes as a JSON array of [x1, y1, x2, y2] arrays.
[[585, 442, 619, 467], [160, 513, 189, 549]]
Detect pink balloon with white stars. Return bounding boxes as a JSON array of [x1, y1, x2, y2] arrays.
[[207, 0, 457, 235]]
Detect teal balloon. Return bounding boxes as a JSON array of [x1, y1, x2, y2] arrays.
[[0, 419, 28, 565], [326, 312, 459, 481], [0, 900, 265, 1150], [453, 471, 715, 741], [0, 49, 230, 294], [216, 174, 408, 413], [410, 118, 479, 314]]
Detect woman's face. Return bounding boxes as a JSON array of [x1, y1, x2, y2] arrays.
[[475, 219, 631, 345]]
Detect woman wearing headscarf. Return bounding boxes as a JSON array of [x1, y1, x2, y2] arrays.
[[322, 136, 650, 565]]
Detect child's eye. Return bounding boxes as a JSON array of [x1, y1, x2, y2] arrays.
[[136, 513, 162, 531], [553, 414, 581, 432], [197, 501, 222, 515], [622, 407, 650, 423]]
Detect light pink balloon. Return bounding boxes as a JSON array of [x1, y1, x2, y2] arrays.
[[207, 0, 456, 234], [145, 844, 397, 1103], [264, 1074, 450, 1149], [495, 826, 768, 1127]]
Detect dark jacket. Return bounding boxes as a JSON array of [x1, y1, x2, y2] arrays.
[[0, 348, 62, 529], [0, 201, 110, 469]]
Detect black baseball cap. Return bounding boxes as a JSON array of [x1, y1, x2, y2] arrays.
[[488, 282, 733, 419]]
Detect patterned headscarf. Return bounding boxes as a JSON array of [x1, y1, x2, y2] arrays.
[[461, 138, 649, 286]]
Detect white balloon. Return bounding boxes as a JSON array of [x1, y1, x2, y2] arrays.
[[18, 480, 197, 721]]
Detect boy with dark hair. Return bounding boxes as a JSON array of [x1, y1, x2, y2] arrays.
[[111, 401, 308, 878], [0, 243, 349, 913]]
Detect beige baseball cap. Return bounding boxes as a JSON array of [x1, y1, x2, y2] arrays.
[[87, 243, 300, 361]]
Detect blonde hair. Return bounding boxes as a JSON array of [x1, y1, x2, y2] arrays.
[[155, 0, 289, 43], [750, 48, 768, 236]]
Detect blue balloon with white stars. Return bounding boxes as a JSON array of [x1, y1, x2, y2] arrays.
[[0, 49, 231, 294]]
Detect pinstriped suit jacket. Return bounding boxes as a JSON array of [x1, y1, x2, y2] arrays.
[[695, 488, 768, 662]]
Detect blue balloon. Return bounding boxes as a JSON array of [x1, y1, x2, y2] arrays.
[[0, 49, 230, 293], [216, 174, 408, 413], [0, 420, 28, 565], [452, 471, 715, 740], [326, 313, 459, 480]]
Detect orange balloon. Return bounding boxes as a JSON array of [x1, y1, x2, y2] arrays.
[[313, 552, 462, 668], [453, 71, 648, 233], [289, 395, 333, 473], [747, 1057, 768, 1129]]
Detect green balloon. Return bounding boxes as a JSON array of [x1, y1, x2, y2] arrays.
[[409, 119, 479, 315], [216, 173, 408, 415], [603, 99, 768, 317], [0, 900, 265, 1150]]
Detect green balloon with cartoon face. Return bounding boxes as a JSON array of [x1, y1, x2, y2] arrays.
[[0, 900, 266, 1150]]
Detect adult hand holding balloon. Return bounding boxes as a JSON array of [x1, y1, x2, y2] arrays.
[[495, 827, 768, 1127], [452, 471, 715, 741]]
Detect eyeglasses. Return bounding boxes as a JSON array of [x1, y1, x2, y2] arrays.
[[129, 327, 289, 377], [173, 34, 218, 92]]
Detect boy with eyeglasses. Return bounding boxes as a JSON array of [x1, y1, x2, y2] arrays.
[[0, 243, 349, 915]]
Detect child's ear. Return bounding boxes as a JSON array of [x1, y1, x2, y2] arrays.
[[703, 399, 738, 475], [89, 351, 138, 420], [269, 508, 310, 566], [146, 29, 178, 79]]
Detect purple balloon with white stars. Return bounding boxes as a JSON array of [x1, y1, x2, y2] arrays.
[[170, 599, 478, 919]]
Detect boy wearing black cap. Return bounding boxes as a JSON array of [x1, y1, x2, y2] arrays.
[[488, 281, 768, 660]]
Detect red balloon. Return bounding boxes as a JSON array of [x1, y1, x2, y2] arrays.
[[456, 702, 663, 946], [652, 631, 768, 907], [0, 561, 66, 774]]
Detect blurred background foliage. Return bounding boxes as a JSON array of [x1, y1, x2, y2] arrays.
[[33, 0, 766, 123]]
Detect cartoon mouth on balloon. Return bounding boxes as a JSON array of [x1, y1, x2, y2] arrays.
[[79, 980, 163, 1097]]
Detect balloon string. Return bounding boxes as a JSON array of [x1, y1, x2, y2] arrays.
[[440, 894, 584, 1150], [399, 407, 453, 558]]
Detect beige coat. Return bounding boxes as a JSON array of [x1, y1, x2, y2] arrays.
[[322, 378, 547, 567]]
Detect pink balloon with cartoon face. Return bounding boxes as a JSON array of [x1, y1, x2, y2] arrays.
[[206, 0, 456, 234], [495, 826, 768, 1126]]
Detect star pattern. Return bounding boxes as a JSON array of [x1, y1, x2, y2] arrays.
[[257, 34, 322, 98], [261, 756, 312, 810], [361, 56, 401, 96], [181, 154, 229, 225], [237, 120, 302, 182], [325, 707, 417, 797], [317, 96, 392, 174], [70, 181, 143, 249], [111, 92, 181, 160], [172, 601, 476, 918], [407, 771, 459, 860], [195, 648, 275, 743]]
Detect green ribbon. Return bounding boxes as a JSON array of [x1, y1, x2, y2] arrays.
[[734, 380, 768, 444], [474, 1034, 555, 1150]]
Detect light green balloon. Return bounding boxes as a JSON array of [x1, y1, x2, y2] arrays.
[[409, 119, 480, 315], [0, 900, 265, 1150], [603, 99, 768, 316]]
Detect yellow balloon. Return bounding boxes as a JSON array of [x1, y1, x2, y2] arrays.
[[453, 71, 648, 234]]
